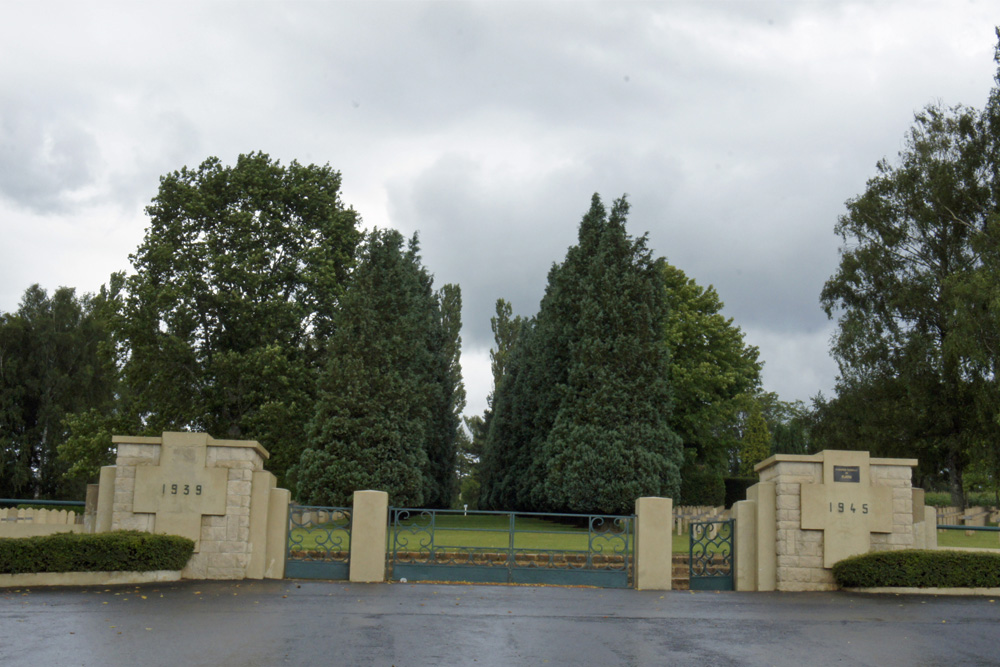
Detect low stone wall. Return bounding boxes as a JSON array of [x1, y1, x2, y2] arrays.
[[0, 508, 85, 538], [0, 570, 181, 588]]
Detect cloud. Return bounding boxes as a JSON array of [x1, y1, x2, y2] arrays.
[[1, 0, 998, 416], [0, 96, 100, 213]]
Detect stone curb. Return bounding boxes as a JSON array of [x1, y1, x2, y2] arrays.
[[843, 586, 1000, 596], [0, 570, 182, 588]]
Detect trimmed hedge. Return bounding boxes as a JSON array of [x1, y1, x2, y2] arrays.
[[679, 463, 725, 506], [923, 491, 998, 508], [0, 531, 194, 575], [832, 549, 1000, 589]]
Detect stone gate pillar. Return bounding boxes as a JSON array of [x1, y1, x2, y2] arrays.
[[751, 450, 918, 591], [104, 432, 288, 580]]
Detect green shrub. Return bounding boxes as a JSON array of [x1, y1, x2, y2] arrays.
[[0, 531, 194, 575], [923, 492, 953, 508], [923, 491, 998, 508], [679, 463, 725, 506], [832, 549, 1000, 588]]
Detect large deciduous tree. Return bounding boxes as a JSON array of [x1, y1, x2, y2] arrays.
[[660, 262, 761, 494], [820, 102, 998, 506], [62, 153, 361, 489], [0, 285, 115, 499], [295, 230, 463, 507]]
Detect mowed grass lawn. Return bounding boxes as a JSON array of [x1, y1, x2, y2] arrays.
[[290, 513, 693, 554], [937, 527, 1000, 550]]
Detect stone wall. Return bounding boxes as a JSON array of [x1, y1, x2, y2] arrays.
[[869, 464, 915, 552], [106, 432, 286, 581], [752, 451, 917, 592], [757, 459, 831, 591]]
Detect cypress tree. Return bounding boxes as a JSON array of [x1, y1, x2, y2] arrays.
[[421, 283, 465, 508], [482, 194, 682, 514], [539, 195, 681, 514], [296, 230, 454, 507]]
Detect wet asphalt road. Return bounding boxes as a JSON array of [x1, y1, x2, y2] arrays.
[[2, 579, 998, 667]]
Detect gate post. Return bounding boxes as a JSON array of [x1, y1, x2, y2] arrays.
[[634, 496, 672, 590], [263, 487, 290, 579], [349, 490, 388, 583], [733, 499, 756, 591]]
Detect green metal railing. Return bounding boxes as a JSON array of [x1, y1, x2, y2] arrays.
[[389, 508, 634, 587], [689, 519, 734, 591], [0, 499, 85, 507], [285, 504, 352, 579]]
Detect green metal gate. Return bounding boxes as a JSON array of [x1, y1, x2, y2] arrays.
[[286, 504, 351, 580], [689, 519, 734, 591], [389, 508, 634, 588]]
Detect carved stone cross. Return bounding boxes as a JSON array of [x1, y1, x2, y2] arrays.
[[133, 432, 228, 550], [800, 450, 893, 568]]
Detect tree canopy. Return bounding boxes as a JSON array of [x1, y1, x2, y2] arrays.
[[819, 102, 999, 505], [480, 194, 683, 515], [0, 285, 115, 498], [295, 229, 463, 507], [660, 262, 762, 489], [61, 152, 362, 488]]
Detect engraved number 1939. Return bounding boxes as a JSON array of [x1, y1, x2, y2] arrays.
[[162, 483, 203, 496]]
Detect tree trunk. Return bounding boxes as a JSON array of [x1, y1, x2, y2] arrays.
[[948, 449, 966, 509]]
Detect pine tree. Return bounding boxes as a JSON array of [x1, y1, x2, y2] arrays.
[[538, 195, 682, 514], [422, 283, 465, 508], [483, 194, 683, 514], [296, 230, 462, 507]]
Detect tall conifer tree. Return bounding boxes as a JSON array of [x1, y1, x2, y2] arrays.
[[482, 194, 682, 514], [296, 230, 462, 507]]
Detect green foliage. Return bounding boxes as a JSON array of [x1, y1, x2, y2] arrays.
[[423, 282, 466, 508], [831, 549, 1000, 588], [661, 263, 761, 472], [923, 491, 998, 508], [0, 531, 194, 574], [737, 402, 771, 476], [482, 194, 683, 515], [477, 300, 532, 510], [723, 477, 756, 508], [0, 285, 116, 498], [296, 230, 463, 507], [678, 460, 725, 506], [819, 99, 1000, 505], [62, 153, 361, 489]]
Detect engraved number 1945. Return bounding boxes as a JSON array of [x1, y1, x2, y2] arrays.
[[830, 502, 868, 514]]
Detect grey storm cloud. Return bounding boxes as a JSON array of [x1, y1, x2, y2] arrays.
[[1, 0, 997, 414], [0, 97, 99, 213]]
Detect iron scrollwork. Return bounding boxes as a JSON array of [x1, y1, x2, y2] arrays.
[[287, 504, 351, 563]]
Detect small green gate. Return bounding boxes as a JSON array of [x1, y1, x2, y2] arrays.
[[390, 508, 634, 588], [286, 504, 351, 580], [689, 519, 734, 591]]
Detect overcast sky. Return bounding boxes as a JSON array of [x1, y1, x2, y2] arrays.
[[2, 1, 998, 419]]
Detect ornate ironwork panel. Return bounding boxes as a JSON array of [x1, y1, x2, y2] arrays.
[[389, 508, 633, 588], [286, 504, 351, 580], [689, 519, 734, 590]]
